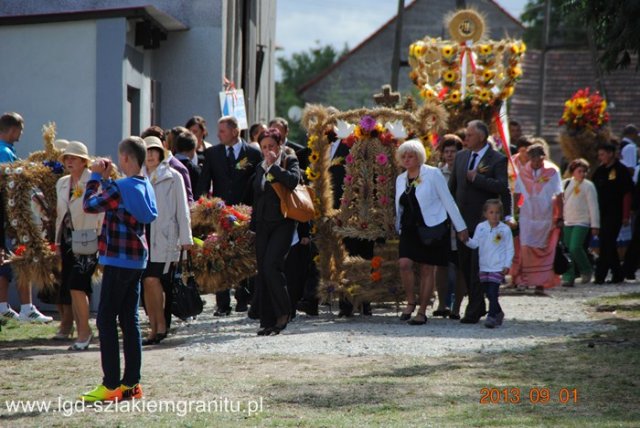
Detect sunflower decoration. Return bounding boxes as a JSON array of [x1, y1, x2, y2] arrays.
[[493, 232, 503, 244], [408, 9, 526, 131]]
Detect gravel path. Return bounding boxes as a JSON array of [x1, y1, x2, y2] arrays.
[[166, 283, 639, 358]]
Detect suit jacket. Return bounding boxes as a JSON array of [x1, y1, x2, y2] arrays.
[[328, 141, 351, 209], [196, 140, 262, 205], [449, 145, 512, 233], [252, 152, 301, 225]]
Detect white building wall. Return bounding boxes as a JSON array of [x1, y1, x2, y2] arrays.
[[0, 21, 98, 157]]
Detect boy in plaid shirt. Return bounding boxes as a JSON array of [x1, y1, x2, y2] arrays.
[[80, 137, 158, 403]]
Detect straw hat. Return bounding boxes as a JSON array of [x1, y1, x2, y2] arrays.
[[59, 140, 91, 162]]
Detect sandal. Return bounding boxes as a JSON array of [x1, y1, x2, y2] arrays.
[[399, 303, 416, 321]]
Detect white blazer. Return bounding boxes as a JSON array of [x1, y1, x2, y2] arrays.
[[395, 164, 467, 234], [142, 161, 193, 263]]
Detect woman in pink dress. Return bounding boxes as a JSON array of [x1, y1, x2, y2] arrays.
[[512, 143, 563, 291]]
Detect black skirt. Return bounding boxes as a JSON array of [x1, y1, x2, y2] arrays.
[[398, 181, 450, 266], [399, 221, 450, 266]]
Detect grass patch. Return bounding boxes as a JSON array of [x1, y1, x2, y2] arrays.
[[587, 292, 640, 317], [1, 318, 638, 426]]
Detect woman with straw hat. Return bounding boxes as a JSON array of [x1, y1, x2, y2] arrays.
[[55, 141, 104, 350]]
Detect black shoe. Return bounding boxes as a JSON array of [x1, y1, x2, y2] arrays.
[[214, 308, 231, 316], [296, 301, 319, 316], [338, 309, 353, 318], [142, 337, 156, 346], [449, 313, 461, 320], [433, 308, 451, 317], [460, 317, 479, 324], [257, 327, 272, 336], [399, 303, 416, 321], [361, 302, 372, 316], [608, 276, 624, 284], [247, 307, 260, 320], [408, 313, 427, 325], [155, 332, 167, 344], [235, 303, 248, 313]]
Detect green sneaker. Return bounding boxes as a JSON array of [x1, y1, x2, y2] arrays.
[[120, 383, 143, 400], [79, 384, 123, 403]]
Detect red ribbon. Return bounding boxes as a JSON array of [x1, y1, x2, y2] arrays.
[[460, 42, 477, 73]]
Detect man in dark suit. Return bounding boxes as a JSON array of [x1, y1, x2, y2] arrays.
[[197, 116, 262, 315], [449, 120, 512, 324]]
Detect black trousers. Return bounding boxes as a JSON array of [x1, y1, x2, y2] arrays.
[[255, 219, 296, 328], [215, 281, 251, 311], [596, 216, 622, 282], [458, 240, 486, 320], [622, 213, 640, 278], [286, 242, 310, 316]]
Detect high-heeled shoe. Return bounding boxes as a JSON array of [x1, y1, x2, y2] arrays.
[[54, 326, 74, 340], [68, 332, 92, 351], [399, 303, 416, 321], [269, 315, 290, 335], [142, 332, 167, 346], [408, 313, 427, 325], [257, 327, 272, 336]]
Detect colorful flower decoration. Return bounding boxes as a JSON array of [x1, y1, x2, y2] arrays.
[[558, 88, 609, 132], [375, 153, 389, 166]]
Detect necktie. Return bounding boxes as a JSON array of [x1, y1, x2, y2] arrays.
[[468, 153, 478, 171], [227, 146, 235, 171]]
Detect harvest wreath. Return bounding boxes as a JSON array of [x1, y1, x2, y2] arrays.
[[301, 103, 447, 305]]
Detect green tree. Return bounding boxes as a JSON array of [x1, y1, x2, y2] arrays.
[[520, 0, 587, 49], [564, 0, 640, 71], [276, 43, 348, 143]]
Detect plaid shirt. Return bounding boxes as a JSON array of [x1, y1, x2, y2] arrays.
[[83, 176, 151, 269]]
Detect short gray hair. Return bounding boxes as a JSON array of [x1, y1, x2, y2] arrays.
[[396, 139, 427, 165], [467, 120, 489, 141]]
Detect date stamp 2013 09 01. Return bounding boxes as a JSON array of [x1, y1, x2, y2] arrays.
[[479, 387, 579, 405]]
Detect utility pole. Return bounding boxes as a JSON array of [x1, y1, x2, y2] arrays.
[[390, 0, 405, 91], [535, 0, 551, 136]]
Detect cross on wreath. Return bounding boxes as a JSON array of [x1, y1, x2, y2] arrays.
[[373, 84, 401, 107]]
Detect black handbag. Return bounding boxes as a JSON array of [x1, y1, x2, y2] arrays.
[[417, 222, 448, 246], [170, 251, 204, 320], [406, 182, 448, 245], [553, 239, 572, 275]]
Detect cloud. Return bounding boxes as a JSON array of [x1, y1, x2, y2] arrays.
[[276, 0, 397, 58]]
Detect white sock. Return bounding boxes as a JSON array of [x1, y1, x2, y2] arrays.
[[20, 304, 33, 314], [0, 302, 9, 312]]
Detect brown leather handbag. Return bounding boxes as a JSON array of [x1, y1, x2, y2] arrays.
[[270, 182, 316, 222], [269, 157, 316, 222]]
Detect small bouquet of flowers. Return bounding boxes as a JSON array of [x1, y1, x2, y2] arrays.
[[558, 87, 611, 170], [559, 88, 609, 134]]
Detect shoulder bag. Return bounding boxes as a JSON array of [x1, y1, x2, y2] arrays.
[[269, 157, 316, 222], [406, 178, 447, 245], [171, 250, 204, 320], [65, 190, 99, 255]]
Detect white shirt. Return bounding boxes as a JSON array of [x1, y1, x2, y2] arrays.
[[465, 221, 514, 272], [228, 139, 243, 159], [467, 143, 490, 170], [330, 140, 341, 159], [621, 137, 637, 168]]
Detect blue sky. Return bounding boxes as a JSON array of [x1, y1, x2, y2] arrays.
[[276, 0, 528, 60]]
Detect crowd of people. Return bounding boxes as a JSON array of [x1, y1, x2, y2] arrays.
[[1, 110, 639, 402]]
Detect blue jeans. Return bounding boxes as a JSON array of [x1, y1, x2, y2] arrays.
[[96, 265, 144, 389], [482, 282, 502, 318]]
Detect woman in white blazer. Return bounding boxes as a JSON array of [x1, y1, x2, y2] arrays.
[[141, 137, 193, 345], [55, 141, 104, 350], [395, 140, 468, 325]]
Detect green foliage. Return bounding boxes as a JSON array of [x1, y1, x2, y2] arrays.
[[523, 0, 640, 71], [276, 43, 348, 143], [565, 0, 640, 71], [520, 0, 588, 49]]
